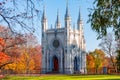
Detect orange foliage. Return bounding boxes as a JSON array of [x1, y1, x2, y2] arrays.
[[0, 26, 41, 73], [86, 54, 94, 68], [0, 38, 5, 46], [33, 45, 42, 70], [87, 49, 106, 74], [0, 38, 11, 68], [0, 52, 10, 64]]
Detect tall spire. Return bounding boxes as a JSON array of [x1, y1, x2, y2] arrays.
[[65, 0, 70, 18], [65, 0, 71, 28], [56, 10, 60, 25], [41, 5, 48, 31], [42, 5, 47, 20], [77, 7, 83, 30], [78, 7, 82, 22], [56, 9, 61, 28]]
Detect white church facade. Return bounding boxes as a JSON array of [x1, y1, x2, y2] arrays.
[[41, 5, 86, 74]]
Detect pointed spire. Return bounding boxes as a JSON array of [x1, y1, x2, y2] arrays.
[[56, 9, 61, 28], [77, 7, 83, 30], [56, 9, 60, 24], [41, 5, 48, 31], [42, 5, 47, 20], [78, 7, 82, 22], [65, 0, 70, 18]]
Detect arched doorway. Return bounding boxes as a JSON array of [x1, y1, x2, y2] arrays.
[[53, 56, 59, 71], [74, 57, 78, 71]]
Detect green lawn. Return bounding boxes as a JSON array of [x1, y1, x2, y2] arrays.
[[1, 75, 120, 80]]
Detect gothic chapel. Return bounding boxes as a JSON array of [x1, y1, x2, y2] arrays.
[[41, 4, 86, 74]]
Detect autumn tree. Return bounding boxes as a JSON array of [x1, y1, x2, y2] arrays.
[[116, 50, 120, 72], [0, 25, 26, 73], [116, 38, 120, 72], [86, 53, 94, 72], [5, 33, 41, 74], [88, 0, 120, 39], [88, 49, 105, 74], [0, 38, 11, 69], [32, 45, 42, 73], [0, 25, 26, 57], [0, 26, 30, 73], [0, 26, 27, 72], [99, 33, 116, 69], [20, 34, 41, 73], [20, 47, 35, 74], [102, 57, 111, 67], [5, 47, 35, 74]]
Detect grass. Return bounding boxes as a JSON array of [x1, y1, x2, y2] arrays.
[[1, 74, 120, 80]]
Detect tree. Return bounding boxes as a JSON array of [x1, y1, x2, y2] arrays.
[[88, 49, 105, 74], [0, 25, 27, 56], [0, 52, 11, 69], [102, 57, 111, 67], [4, 33, 41, 74], [32, 45, 42, 73], [5, 48, 35, 74], [0, 0, 42, 33], [116, 38, 120, 50], [116, 50, 120, 72], [88, 0, 120, 39], [86, 53, 95, 73], [0, 38, 12, 69], [20, 48, 35, 74], [99, 33, 116, 69], [116, 38, 120, 72]]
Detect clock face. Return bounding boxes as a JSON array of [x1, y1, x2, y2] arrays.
[[53, 39, 59, 48]]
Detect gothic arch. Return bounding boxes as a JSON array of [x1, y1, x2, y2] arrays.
[[52, 56, 59, 71], [74, 56, 79, 71]]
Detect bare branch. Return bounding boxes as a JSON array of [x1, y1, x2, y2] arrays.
[[0, 14, 13, 32]]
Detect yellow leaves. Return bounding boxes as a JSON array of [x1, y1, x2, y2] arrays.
[[4, 48, 35, 73], [20, 52, 35, 70], [4, 63, 16, 70], [29, 59, 35, 70], [3, 44, 42, 74], [87, 49, 105, 69], [94, 49, 105, 56]]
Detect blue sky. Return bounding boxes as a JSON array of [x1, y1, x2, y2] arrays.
[[41, 0, 101, 52]]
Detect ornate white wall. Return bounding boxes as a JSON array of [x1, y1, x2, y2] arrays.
[[41, 5, 86, 74]]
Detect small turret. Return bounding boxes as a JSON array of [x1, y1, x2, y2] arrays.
[[65, 4, 70, 18], [41, 6, 48, 32], [77, 8, 83, 30], [55, 10, 61, 28], [65, 2, 71, 28]]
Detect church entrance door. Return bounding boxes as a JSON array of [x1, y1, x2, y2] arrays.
[[74, 57, 78, 71], [53, 56, 59, 71]]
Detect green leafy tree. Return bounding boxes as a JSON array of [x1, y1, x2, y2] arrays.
[[88, 0, 120, 39]]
